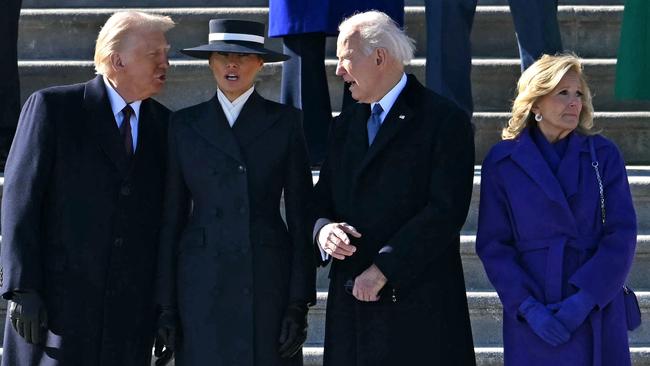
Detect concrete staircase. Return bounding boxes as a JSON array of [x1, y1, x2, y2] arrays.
[[8, 0, 650, 364]]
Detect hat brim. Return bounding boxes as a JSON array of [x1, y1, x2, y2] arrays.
[[180, 41, 289, 62]]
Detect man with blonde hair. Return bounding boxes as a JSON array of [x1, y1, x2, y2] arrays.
[[0, 11, 174, 366], [313, 10, 476, 365]]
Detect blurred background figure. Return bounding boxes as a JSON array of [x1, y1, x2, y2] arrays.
[[0, 0, 22, 170], [615, 0, 650, 101], [268, 0, 404, 165], [424, 0, 562, 116]]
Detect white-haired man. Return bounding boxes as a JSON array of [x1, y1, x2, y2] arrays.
[[0, 11, 174, 366], [313, 10, 476, 365]]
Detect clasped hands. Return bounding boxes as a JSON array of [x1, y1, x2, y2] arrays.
[[519, 291, 595, 347], [318, 222, 387, 302]]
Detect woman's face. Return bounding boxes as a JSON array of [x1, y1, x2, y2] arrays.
[[209, 52, 264, 101], [532, 70, 583, 143]]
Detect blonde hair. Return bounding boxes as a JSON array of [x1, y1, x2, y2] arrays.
[[503, 53, 595, 140], [338, 10, 415, 66], [94, 11, 175, 75]]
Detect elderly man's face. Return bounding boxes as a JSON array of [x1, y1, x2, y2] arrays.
[[335, 32, 382, 103], [118, 29, 170, 101]]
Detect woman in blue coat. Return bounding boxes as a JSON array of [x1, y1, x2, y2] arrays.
[[476, 54, 637, 365]]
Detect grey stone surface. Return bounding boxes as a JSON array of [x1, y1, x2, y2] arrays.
[[18, 6, 623, 60], [17, 60, 650, 115]]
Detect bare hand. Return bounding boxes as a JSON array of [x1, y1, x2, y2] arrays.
[[353, 264, 387, 302], [318, 222, 361, 260]]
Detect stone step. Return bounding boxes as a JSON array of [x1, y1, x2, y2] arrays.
[[18, 6, 623, 60], [21, 0, 626, 8], [303, 291, 650, 348], [17, 59, 650, 115], [316, 235, 650, 292]]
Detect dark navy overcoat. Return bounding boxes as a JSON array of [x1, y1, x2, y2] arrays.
[[156, 91, 316, 366], [476, 128, 637, 365], [268, 0, 404, 37], [0, 75, 169, 366]]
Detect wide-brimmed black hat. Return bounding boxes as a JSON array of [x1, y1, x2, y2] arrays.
[[181, 19, 289, 62]]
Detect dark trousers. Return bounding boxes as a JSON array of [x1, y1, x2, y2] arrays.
[[0, 0, 22, 169], [424, 0, 562, 116], [281, 33, 353, 166]]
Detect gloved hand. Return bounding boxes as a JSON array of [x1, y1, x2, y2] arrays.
[[550, 291, 596, 333], [8, 290, 48, 345], [278, 302, 308, 358], [518, 296, 570, 347], [154, 305, 177, 366]]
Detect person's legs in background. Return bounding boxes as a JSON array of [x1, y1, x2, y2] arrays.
[[508, 0, 562, 70], [0, 0, 22, 170]]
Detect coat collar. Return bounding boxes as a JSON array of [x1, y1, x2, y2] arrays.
[[83, 75, 131, 177], [190, 96, 244, 163], [231, 90, 281, 148], [353, 74, 418, 176]]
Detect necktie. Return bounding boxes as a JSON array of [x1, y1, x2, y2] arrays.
[[367, 103, 383, 145], [120, 105, 134, 159]]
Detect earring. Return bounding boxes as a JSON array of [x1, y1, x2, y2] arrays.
[[535, 113, 543, 122]]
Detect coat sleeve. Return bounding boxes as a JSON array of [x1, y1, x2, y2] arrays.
[[568, 143, 637, 309], [156, 118, 191, 308], [283, 110, 317, 306], [474, 149, 544, 317], [372, 107, 475, 289], [0, 91, 56, 298]]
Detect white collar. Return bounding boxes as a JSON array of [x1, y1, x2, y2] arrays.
[[102, 75, 142, 121], [370, 73, 407, 123], [217, 86, 255, 110]]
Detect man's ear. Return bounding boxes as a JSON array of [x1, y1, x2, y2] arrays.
[[109, 52, 124, 72], [375, 48, 386, 67]]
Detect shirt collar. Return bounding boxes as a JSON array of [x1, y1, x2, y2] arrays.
[[102, 75, 142, 121], [217, 86, 255, 110], [370, 73, 407, 124]]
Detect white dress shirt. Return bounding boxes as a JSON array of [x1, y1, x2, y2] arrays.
[[217, 86, 255, 127], [103, 76, 141, 152], [315, 73, 408, 260]]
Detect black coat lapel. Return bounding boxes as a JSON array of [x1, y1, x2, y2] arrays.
[[190, 96, 244, 163], [83, 75, 129, 177], [232, 91, 279, 147]]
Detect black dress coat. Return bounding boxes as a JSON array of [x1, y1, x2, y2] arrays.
[[0, 75, 169, 366], [156, 91, 316, 366], [313, 75, 476, 366]]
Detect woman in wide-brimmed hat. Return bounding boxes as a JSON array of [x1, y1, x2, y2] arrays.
[[155, 19, 316, 366]]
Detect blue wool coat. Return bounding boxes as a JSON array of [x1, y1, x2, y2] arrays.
[[268, 0, 404, 37], [476, 128, 637, 366]]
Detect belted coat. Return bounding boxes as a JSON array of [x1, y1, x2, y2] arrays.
[[0, 75, 169, 366], [476, 128, 637, 365], [156, 91, 316, 366]]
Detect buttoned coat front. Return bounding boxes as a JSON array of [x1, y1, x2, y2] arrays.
[[0, 75, 169, 366], [476, 128, 637, 365], [313, 75, 476, 366], [156, 91, 316, 366]]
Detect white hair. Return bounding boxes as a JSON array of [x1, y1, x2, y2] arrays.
[[338, 10, 415, 66], [94, 11, 175, 75]]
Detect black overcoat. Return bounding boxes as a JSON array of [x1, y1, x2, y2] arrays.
[[156, 91, 316, 366], [313, 75, 476, 366], [0, 75, 169, 366]]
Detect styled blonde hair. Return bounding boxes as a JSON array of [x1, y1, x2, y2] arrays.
[[503, 53, 595, 140], [94, 11, 175, 75], [338, 10, 415, 66]]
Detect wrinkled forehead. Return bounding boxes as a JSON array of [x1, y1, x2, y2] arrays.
[[121, 27, 169, 50], [336, 30, 361, 56]]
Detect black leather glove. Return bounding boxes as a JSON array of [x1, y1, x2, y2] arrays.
[[154, 305, 177, 366], [8, 290, 47, 345], [278, 302, 308, 358]]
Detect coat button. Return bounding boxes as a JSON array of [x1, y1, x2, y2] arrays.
[[212, 167, 219, 175], [242, 288, 250, 295], [237, 165, 246, 174], [213, 208, 222, 218], [120, 185, 131, 196], [114, 238, 123, 247], [240, 248, 248, 255], [239, 206, 247, 214]]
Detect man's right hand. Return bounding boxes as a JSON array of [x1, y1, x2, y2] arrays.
[[8, 290, 47, 345], [317, 222, 361, 260]]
